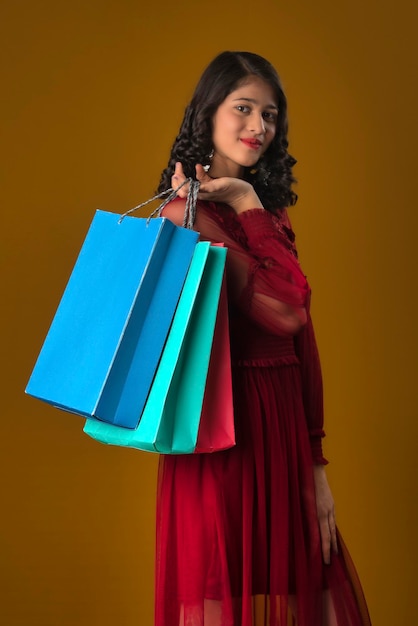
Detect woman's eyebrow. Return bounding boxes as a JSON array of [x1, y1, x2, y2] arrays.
[[232, 97, 278, 110]]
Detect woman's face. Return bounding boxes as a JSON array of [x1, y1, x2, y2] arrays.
[[210, 76, 278, 179]]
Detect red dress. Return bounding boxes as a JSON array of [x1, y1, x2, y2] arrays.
[[156, 199, 371, 626]]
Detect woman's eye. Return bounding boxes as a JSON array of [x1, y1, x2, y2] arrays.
[[236, 105, 250, 113], [263, 111, 277, 123]]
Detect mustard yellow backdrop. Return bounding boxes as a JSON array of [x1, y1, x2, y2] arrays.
[[1, 1, 417, 624]]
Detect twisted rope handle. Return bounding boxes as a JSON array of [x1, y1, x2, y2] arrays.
[[183, 179, 200, 229], [118, 178, 201, 229]]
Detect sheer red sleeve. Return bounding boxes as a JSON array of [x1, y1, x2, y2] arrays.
[[162, 198, 327, 463], [162, 198, 310, 337], [293, 314, 328, 465]]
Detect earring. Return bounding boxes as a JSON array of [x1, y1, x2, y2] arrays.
[[203, 149, 214, 172]]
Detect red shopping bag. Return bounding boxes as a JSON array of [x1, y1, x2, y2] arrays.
[[195, 277, 235, 453]]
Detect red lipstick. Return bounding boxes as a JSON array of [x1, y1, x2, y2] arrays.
[[240, 138, 262, 150]]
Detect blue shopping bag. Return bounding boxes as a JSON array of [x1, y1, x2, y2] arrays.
[[83, 242, 228, 453], [26, 210, 199, 428]]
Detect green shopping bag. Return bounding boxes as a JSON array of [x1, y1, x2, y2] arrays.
[[83, 241, 227, 453]]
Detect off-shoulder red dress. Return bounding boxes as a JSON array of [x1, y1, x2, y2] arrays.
[[155, 199, 371, 626]]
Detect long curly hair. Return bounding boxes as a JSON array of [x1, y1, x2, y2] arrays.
[[158, 51, 297, 212]]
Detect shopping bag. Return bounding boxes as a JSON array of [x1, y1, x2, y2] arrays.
[[155, 243, 228, 454], [25, 210, 199, 428], [83, 241, 234, 453], [194, 277, 235, 453]]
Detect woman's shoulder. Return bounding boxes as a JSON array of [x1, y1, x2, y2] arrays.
[[160, 196, 188, 227]]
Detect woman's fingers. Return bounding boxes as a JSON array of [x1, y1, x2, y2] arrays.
[[319, 509, 338, 565], [172, 162, 189, 198], [319, 515, 332, 565], [195, 164, 213, 184], [172, 162, 217, 199], [313, 466, 338, 566], [329, 511, 338, 555], [175, 161, 186, 179], [171, 163, 251, 208]]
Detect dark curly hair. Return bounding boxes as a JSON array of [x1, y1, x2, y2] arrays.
[[158, 51, 297, 212]]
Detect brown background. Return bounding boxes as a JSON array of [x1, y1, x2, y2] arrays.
[[1, 0, 417, 624]]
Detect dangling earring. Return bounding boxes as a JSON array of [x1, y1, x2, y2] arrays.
[[203, 149, 214, 172]]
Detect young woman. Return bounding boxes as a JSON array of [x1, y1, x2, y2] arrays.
[[155, 51, 371, 626]]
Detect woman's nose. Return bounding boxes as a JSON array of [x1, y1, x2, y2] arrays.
[[248, 113, 266, 135]]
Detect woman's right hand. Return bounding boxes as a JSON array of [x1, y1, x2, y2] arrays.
[[171, 162, 264, 214]]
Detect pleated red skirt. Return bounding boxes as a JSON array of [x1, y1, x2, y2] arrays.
[[155, 336, 371, 626]]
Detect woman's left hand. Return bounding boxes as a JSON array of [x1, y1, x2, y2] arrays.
[[313, 465, 338, 564], [172, 162, 263, 214]]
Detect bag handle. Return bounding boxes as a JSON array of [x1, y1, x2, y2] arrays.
[[118, 178, 201, 229]]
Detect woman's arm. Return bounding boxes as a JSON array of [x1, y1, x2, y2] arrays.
[[162, 197, 309, 337], [293, 314, 327, 464], [162, 164, 309, 335], [293, 314, 338, 564]]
